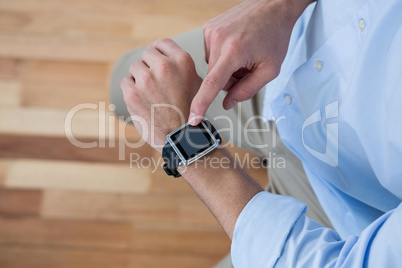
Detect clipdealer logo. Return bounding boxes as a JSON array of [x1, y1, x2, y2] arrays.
[[302, 101, 339, 167]]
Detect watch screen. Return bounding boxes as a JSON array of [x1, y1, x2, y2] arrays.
[[171, 123, 214, 159]]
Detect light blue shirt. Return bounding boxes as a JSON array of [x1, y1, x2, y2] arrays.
[[231, 0, 402, 266]]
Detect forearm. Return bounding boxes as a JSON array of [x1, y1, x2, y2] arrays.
[[256, 0, 315, 27], [282, 0, 316, 22], [178, 147, 264, 239]]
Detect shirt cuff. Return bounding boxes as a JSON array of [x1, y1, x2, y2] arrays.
[[231, 191, 307, 267]]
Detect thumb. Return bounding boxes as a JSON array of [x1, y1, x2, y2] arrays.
[[189, 58, 239, 125], [223, 67, 277, 110]]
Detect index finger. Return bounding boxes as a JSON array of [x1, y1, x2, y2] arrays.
[[189, 57, 240, 125]]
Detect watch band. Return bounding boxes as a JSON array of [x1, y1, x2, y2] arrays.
[[205, 120, 221, 141], [162, 120, 221, 178], [162, 142, 182, 178]]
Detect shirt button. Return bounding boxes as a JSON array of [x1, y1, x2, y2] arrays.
[[285, 95, 292, 105], [314, 60, 323, 71], [358, 19, 366, 31]]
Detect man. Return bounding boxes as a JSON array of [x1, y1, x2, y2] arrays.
[[111, 0, 402, 266]]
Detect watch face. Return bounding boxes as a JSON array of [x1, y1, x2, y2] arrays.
[[170, 123, 215, 159]]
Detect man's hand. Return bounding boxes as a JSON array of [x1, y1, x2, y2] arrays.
[[120, 38, 202, 153], [188, 0, 313, 125]]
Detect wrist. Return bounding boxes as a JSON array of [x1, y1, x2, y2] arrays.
[[281, 0, 314, 23], [255, 0, 313, 28], [154, 118, 189, 154], [177, 146, 232, 180]]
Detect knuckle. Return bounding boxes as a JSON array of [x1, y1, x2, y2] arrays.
[[176, 51, 192, 65], [271, 66, 281, 79], [120, 77, 137, 99], [150, 38, 161, 47], [141, 48, 151, 60], [120, 76, 130, 89], [129, 60, 141, 74], [203, 75, 219, 91], [140, 71, 153, 84], [149, 39, 161, 48], [157, 59, 172, 74], [226, 39, 241, 54], [128, 62, 135, 74], [203, 22, 211, 35], [152, 37, 171, 47], [160, 37, 172, 43], [211, 27, 223, 42], [261, 61, 281, 80], [260, 65, 281, 83]]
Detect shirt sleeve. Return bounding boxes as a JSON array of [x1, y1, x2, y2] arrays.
[[231, 191, 402, 267]]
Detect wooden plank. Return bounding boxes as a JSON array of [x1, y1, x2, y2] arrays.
[[4, 159, 151, 194], [131, 14, 204, 41], [0, 58, 20, 79], [0, 10, 134, 38], [21, 82, 109, 109], [0, 189, 42, 217], [0, 9, 149, 39], [0, 107, 142, 140], [0, 134, 153, 163], [0, 245, 221, 268], [0, 58, 109, 84], [13, 59, 109, 109], [0, 159, 12, 186], [0, 0, 242, 20], [0, 218, 132, 249], [0, 0, 242, 62], [0, 0, 253, 265], [0, 107, 100, 138], [17, 60, 109, 85], [41, 190, 222, 232], [0, 80, 20, 107], [0, 194, 229, 257], [0, 246, 131, 268], [130, 228, 229, 257], [0, 10, 30, 31], [0, 34, 144, 63]]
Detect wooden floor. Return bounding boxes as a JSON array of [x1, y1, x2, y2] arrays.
[[0, 0, 269, 267]]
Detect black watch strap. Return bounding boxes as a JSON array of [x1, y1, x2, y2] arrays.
[[162, 120, 221, 178], [162, 142, 182, 178]]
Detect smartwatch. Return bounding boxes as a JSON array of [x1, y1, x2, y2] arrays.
[[162, 119, 221, 178]]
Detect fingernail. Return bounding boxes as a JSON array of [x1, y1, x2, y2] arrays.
[[188, 112, 197, 125], [226, 100, 237, 110]]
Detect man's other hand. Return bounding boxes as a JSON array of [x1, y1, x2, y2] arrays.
[[188, 0, 313, 125], [120, 39, 202, 153]]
